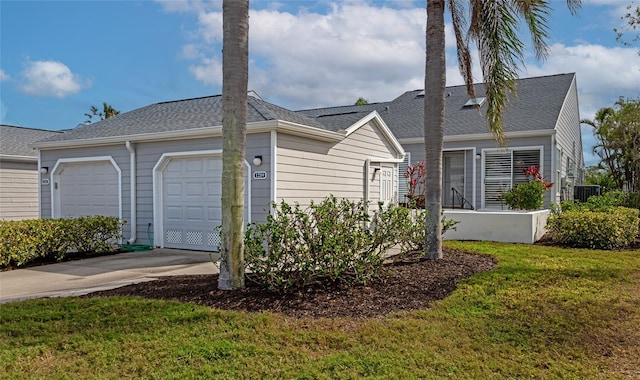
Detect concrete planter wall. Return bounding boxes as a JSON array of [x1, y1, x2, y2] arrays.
[[442, 209, 550, 244]]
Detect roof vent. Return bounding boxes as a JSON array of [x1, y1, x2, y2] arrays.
[[464, 97, 486, 107], [417, 90, 425, 97]]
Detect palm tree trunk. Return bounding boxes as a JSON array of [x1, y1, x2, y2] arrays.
[[219, 0, 249, 290], [423, 0, 446, 260]]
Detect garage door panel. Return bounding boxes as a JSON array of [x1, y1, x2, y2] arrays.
[[186, 207, 204, 221], [58, 161, 120, 218], [162, 156, 248, 251]]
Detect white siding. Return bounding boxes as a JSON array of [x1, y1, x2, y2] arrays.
[[276, 122, 397, 207], [0, 161, 39, 220]]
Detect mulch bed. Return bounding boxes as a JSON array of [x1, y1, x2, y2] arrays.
[[85, 248, 496, 319]]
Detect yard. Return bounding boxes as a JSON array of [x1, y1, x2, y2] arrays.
[[1, 241, 639, 378]]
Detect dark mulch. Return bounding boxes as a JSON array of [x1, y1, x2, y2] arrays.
[[85, 248, 496, 319]]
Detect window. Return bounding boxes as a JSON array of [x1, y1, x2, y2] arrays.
[[483, 149, 541, 208]]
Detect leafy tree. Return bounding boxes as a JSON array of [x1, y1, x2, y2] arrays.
[[84, 102, 120, 124], [218, 0, 249, 290], [583, 98, 640, 193], [354, 97, 369, 105], [614, 4, 639, 54], [423, 0, 581, 259], [584, 165, 617, 193]]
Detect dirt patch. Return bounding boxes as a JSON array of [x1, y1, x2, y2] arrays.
[[85, 248, 496, 319]]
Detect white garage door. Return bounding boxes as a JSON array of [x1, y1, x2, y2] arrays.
[[57, 161, 120, 218], [162, 156, 249, 251]]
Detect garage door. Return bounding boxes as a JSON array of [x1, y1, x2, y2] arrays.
[[162, 156, 249, 251], [57, 161, 120, 218]]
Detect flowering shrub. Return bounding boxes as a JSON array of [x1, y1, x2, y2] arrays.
[[404, 160, 426, 208], [503, 166, 553, 210]]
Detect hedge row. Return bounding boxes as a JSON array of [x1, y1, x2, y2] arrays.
[[546, 206, 639, 250], [0, 216, 123, 268]]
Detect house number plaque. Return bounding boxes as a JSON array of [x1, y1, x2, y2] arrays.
[[253, 171, 267, 180]]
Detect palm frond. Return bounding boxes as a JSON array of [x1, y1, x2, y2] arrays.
[[513, 0, 551, 60], [448, 0, 474, 97]]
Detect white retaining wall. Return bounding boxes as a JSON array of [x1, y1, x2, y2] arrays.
[[443, 209, 550, 244]]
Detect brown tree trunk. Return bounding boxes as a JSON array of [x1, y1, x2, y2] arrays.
[[219, 0, 249, 290], [423, 0, 445, 259]]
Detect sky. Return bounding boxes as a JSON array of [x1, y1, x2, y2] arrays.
[[1, 0, 639, 166]]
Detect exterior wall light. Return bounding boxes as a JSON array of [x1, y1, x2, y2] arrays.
[[253, 156, 263, 166], [475, 153, 481, 160], [40, 167, 49, 174]]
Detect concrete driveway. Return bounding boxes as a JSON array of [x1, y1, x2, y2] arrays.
[[0, 249, 219, 304]]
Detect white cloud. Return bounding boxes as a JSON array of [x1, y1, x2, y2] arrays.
[[189, 57, 222, 86], [182, 3, 428, 108], [0, 69, 10, 81], [19, 60, 89, 98]]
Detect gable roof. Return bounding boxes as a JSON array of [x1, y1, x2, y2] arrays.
[[0, 125, 62, 160], [298, 73, 577, 140], [35, 95, 327, 146]]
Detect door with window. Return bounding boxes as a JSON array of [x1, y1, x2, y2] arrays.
[[442, 152, 465, 207], [483, 149, 541, 209]]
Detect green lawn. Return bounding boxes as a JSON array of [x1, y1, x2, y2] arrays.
[[2, 242, 639, 379]]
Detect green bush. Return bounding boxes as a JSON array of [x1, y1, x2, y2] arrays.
[[244, 196, 409, 292], [503, 181, 546, 210], [586, 191, 640, 210], [395, 207, 460, 253], [546, 207, 639, 249], [0, 216, 123, 268]]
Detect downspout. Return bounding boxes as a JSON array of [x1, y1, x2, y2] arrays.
[[364, 158, 371, 204], [125, 141, 137, 244]]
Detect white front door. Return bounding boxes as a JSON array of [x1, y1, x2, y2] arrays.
[[380, 166, 394, 206]]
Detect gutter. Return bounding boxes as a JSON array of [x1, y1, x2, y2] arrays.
[[125, 141, 137, 244]]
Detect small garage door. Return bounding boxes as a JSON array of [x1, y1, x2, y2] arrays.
[[161, 156, 249, 251], [57, 161, 120, 218]]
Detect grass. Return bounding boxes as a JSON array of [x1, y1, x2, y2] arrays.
[[1, 241, 639, 379]]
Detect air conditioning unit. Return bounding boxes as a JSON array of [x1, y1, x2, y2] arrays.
[[574, 185, 601, 203]]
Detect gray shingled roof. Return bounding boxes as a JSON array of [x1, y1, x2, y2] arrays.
[[37, 95, 327, 144], [0, 125, 62, 158], [298, 73, 576, 139]]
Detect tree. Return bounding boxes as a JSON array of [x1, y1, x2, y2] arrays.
[[422, 0, 581, 259], [614, 4, 639, 54], [218, 0, 249, 290], [84, 102, 120, 124], [354, 97, 369, 105], [585, 98, 640, 193]]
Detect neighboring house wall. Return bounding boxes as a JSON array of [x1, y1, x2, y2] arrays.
[[0, 160, 39, 220], [276, 122, 397, 207], [399, 135, 553, 210], [552, 77, 584, 202], [39, 133, 272, 245]]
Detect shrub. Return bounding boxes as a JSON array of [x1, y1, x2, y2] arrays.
[[395, 207, 460, 253], [585, 191, 640, 210], [546, 207, 639, 249], [0, 216, 123, 268], [244, 196, 407, 292], [503, 166, 553, 210], [404, 161, 426, 208], [503, 180, 546, 210]]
